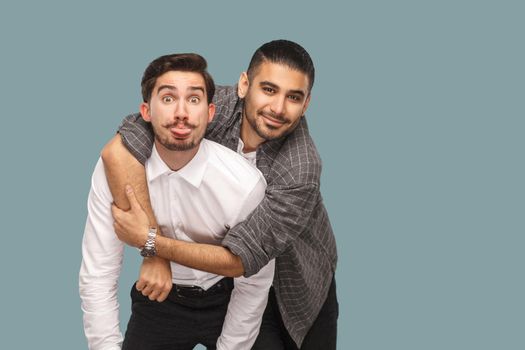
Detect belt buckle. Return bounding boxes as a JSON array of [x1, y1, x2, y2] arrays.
[[175, 284, 203, 296]]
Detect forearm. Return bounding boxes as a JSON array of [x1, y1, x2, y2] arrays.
[[110, 183, 244, 276], [155, 235, 244, 277], [104, 134, 244, 277], [101, 135, 157, 226]]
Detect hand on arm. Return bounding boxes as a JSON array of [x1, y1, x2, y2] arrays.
[[101, 135, 172, 301], [112, 186, 245, 277]]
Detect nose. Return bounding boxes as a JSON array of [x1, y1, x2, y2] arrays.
[[270, 95, 286, 116], [174, 100, 189, 121]]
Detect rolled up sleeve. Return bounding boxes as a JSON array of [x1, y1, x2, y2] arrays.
[[118, 113, 154, 165], [222, 182, 320, 277]]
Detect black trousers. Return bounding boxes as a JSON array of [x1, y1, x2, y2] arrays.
[[252, 277, 339, 350], [122, 280, 233, 350]]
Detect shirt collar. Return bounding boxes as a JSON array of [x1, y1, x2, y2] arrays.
[[146, 141, 209, 188]]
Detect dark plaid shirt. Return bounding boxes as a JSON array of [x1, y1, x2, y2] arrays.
[[119, 85, 338, 347]]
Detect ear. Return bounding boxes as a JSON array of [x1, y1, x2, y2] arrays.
[[208, 103, 216, 123], [139, 102, 151, 122], [301, 94, 312, 116], [237, 72, 249, 98]]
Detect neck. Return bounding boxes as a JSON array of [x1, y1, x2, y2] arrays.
[[240, 115, 265, 153], [155, 140, 200, 171]]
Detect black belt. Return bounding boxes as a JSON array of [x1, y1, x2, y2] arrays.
[[172, 277, 234, 298]]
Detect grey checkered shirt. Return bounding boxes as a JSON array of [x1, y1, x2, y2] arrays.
[[119, 85, 338, 347]]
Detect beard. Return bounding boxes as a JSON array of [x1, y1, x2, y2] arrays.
[[243, 104, 299, 141], [152, 121, 204, 151]]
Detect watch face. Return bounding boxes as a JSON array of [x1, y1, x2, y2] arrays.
[[140, 247, 156, 257]]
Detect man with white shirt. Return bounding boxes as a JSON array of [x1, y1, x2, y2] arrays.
[[79, 53, 274, 350]]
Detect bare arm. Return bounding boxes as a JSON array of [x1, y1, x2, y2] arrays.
[[103, 135, 245, 277], [101, 135, 172, 301], [101, 135, 153, 216], [155, 236, 245, 278]]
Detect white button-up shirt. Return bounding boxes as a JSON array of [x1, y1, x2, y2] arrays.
[[80, 139, 274, 350]]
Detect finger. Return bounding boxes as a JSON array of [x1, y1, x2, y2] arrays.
[[113, 222, 122, 236], [156, 293, 168, 302], [111, 204, 123, 220], [141, 284, 154, 297], [157, 284, 172, 302], [136, 279, 147, 292], [125, 185, 139, 210], [148, 288, 161, 301]]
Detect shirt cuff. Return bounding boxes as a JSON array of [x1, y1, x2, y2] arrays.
[[222, 230, 262, 278], [118, 113, 154, 165]]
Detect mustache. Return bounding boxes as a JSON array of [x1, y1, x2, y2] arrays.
[[162, 121, 197, 129], [259, 111, 288, 123]]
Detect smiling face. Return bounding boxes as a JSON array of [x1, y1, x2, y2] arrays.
[[140, 70, 215, 153], [238, 61, 311, 150]]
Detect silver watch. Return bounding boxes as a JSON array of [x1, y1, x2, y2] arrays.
[[140, 227, 157, 257]]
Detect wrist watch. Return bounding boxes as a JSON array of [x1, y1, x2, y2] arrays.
[[140, 227, 157, 257]]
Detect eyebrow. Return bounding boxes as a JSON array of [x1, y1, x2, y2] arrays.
[[188, 86, 205, 94], [156, 85, 205, 95], [157, 85, 176, 94], [259, 81, 306, 98]]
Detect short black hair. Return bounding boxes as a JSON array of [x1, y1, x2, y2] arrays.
[[247, 39, 315, 92], [141, 53, 215, 104]]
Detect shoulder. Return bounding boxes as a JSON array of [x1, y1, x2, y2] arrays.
[[203, 139, 266, 189], [209, 85, 240, 126], [271, 118, 322, 185], [213, 85, 238, 105], [212, 85, 239, 115]]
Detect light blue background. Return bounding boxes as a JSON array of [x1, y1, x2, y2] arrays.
[[0, 1, 523, 349]]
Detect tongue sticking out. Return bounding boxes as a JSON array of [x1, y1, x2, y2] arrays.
[[170, 124, 192, 138]]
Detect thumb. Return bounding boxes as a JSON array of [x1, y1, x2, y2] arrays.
[[125, 185, 139, 209]]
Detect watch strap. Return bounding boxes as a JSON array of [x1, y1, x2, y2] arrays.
[[140, 227, 157, 257]]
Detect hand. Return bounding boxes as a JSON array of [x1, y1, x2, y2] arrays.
[[136, 256, 173, 302], [112, 185, 150, 248]]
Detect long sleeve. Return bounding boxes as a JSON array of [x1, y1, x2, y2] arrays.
[[216, 176, 274, 350], [222, 181, 320, 277], [118, 113, 154, 165], [79, 158, 124, 350], [223, 119, 337, 346], [217, 260, 275, 350], [221, 116, 333, 280]]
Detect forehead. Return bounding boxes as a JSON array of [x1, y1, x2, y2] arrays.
[[154, 70, 205, 91], [251, 61, 309, 93]]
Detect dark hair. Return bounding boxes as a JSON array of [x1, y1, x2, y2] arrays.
[[141, 53, 215, 104], [247, 39, 315, 92]]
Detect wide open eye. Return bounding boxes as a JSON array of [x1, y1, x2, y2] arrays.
[[188, 96, 200, 104], [162, 95, 174, 103]]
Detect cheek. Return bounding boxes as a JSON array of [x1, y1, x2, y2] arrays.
[[287, 104, 305, 120], [247, 93, 267, 110], [150, 103, 169, 116], [191, 106, 210, 121]]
